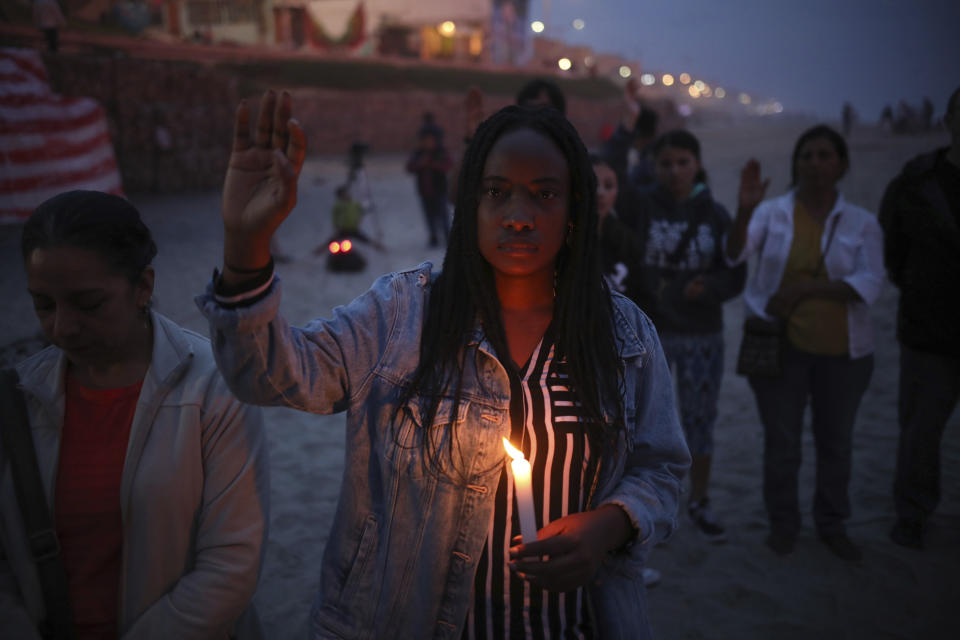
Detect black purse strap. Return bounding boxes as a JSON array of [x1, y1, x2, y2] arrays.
[[0, 368, 74, 640], [813, 212, 842, 279]]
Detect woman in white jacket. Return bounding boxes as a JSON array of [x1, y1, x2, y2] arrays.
[[726, 125, 884, 563], [0, 190, 269, 639]]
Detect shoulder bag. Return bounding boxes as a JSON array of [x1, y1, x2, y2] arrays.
[[735, 213, 842, 379], [0, 368, 74, 639]]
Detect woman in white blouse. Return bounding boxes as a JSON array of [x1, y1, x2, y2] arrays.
[[726, 125, 884, 563]]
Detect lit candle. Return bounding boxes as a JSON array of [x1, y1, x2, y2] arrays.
[[502, 437, 538, 544]]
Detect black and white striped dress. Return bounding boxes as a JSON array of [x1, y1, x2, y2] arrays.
[[463, 334, 595, 640]]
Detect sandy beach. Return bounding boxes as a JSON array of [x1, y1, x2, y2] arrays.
[[0, 120, 956, 639]]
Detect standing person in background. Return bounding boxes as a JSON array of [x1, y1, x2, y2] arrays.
[[198, 90, 689, 639], [591, 154, 662, 588], [600, 131, 746, 543], [406, 127, 453, 248], [842, 102, 855, 137], [0, 191, 269, 638], [879, 87, 960, 550], [602, 78, 660, 206], [726, 125, 884, 562], [33, 0, 66, 53]]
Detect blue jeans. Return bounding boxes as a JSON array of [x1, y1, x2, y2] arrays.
[[749, 344, 873, 536], [893, 344, 960, 524]]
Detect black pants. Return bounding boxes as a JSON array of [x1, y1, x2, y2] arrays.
[[749, 344, 873, 536], [43, 28, 59, 53], [893, 344, 960, 524], [418, 195, 449, 246]]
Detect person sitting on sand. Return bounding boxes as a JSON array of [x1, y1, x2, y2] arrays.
[[197, 89, 689, 639], [0, 190, 269, 638], [726, 126, 884, 563]]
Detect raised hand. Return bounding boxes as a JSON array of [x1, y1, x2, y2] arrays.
[[737, 158, 769, 216], [222, 90, 306, 272], [621, 76, 641, 130]]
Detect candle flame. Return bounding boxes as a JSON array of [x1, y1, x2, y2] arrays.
[[502, 437, 525, 461]]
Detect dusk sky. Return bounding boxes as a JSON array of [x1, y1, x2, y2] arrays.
[[528, 0, 960, 120]]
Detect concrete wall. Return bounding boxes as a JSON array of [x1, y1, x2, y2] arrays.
[[41, 53, 626, 193]]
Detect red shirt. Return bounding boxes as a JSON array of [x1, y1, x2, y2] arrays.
[[56, 375, 142, 639]]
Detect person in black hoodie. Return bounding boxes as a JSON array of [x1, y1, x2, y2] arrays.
[[600, 130, 746, 542], [879, 86, 960, 550]]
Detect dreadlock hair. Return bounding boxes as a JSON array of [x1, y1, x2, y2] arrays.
[[397, 105, 626, 479]]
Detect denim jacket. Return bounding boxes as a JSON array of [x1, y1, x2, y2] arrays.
[[197, 262, 689, 640]]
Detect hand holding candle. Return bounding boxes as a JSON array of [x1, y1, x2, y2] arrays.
[[503, 437, 538, 544]]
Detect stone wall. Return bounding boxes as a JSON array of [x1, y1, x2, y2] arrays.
[[41, 53, 627, 194]]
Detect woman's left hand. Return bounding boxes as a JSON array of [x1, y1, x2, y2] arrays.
[[509, 505, 633, 592]]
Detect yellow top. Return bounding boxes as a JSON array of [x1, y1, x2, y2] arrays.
[[782, 201, 849, 356]]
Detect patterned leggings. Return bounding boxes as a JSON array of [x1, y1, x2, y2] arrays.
[[659, 332, 724, 456]]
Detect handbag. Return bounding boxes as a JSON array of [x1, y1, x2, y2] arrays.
[[0, 368, 74, 639], [735, 212, 842, 379]]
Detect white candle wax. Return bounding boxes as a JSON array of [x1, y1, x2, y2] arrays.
[[503, 437, 538, 544]]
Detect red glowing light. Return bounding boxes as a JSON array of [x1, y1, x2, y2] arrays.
[[329, 241, 341, 253], [341, 239, 352, 252]]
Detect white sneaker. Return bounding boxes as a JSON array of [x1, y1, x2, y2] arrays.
[[642, 567, 661, 587]]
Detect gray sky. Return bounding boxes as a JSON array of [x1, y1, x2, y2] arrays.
[[530, 0, 960, 120]]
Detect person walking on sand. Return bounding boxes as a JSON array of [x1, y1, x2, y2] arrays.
[[726, 125, 884, 563], [597, 130, 746, 544], [879, 87, 960, 550], [0, 191, 269, 638], [406, 126, 453, 248], [197, 89, 689, 639]]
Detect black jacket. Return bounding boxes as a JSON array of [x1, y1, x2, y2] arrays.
[[879, 148, 960, 356], [601, 184, 746, 335]]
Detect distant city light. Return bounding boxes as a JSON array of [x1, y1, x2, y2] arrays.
[[531, 21, 545, 33], [619, 65, 632, 78], [715, 87, 726, 98], [558, 57, 572, 71], [773, 101, 784, 113], [573, 18, 585, 30], [640, 73, 656, 86], [693, 80, 705, 91], [584, 55, 595, 67], [688, 86, 701, 98], [701, 86, 712, 97], [679, 73, 691, 85], [439, 21, 456, 36], [662, 74, 675, 86], [678, 104, 693, 117], [739, 93, 751, 104]]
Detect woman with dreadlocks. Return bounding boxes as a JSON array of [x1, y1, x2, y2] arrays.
[[198, 90, 689, 639]]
